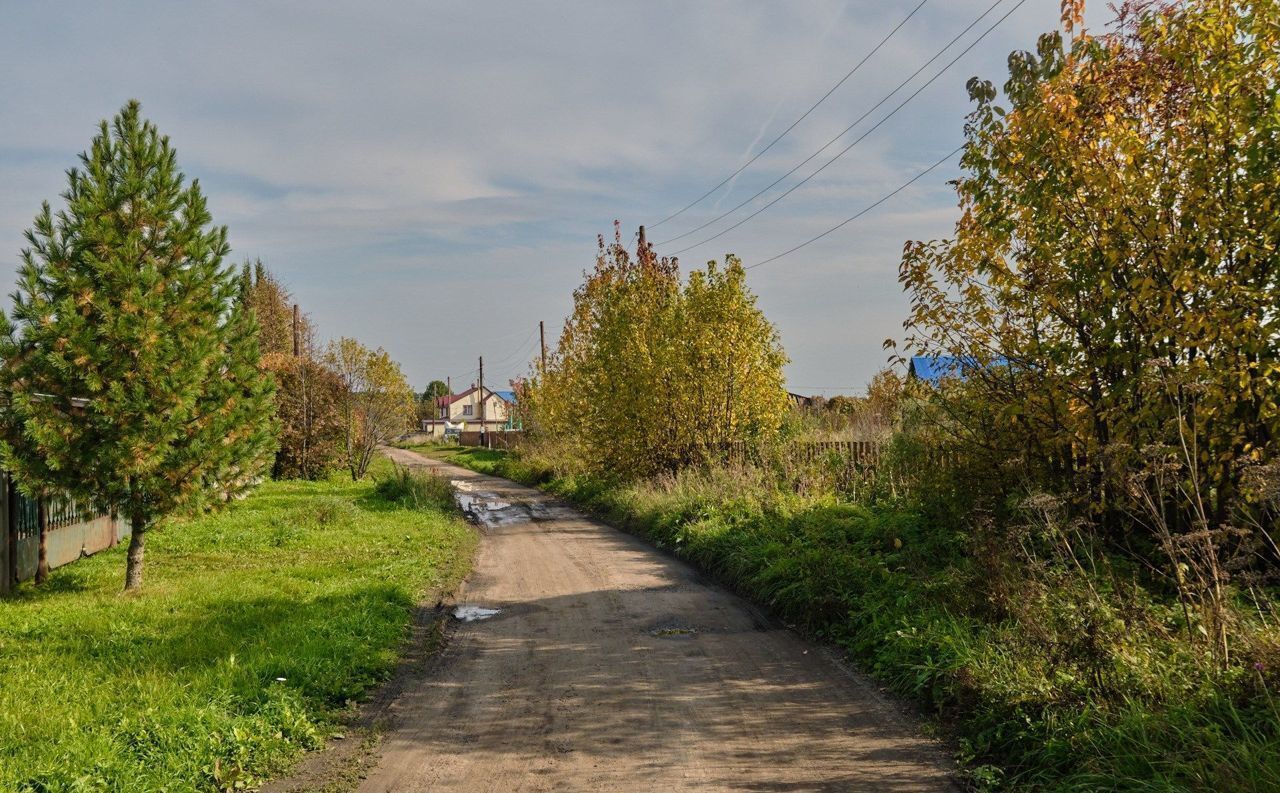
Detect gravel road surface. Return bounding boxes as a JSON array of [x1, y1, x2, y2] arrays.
[[357, 446, 954, 792]]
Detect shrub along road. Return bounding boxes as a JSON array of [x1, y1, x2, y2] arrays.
[[361, 446, 953, 792]]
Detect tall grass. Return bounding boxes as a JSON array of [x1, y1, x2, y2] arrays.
[[375, 464, 458, 512], [0, 456, 475, 792]]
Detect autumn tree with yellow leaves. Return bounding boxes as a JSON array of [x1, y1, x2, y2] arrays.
[[526, 226, 788, 479], [245, 263, 346, 480], [327, 337, 416, 480], [896, 0, 1280, 544]]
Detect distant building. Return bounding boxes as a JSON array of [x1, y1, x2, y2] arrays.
[[908, 355, 1007, 386], [419, 385, 517, 436], [787, 392, 816, 410]]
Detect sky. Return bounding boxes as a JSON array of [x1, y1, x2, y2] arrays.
[[0, 1, 1111, 396]]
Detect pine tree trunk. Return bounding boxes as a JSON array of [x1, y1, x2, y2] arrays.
[[124, 514, 147, 591], [34, 499, 49, 585]]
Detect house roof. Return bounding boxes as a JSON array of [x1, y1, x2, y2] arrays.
[[435, 386, 516, 406], [908, 355, 1007, 385], [787, 391, 815, 407]]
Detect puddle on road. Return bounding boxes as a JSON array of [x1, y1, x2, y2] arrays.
[[452, 480, 530, 528], [647, 619, 701, 639], [526, 502, 553, 521], [453, 605, 502, 622], [652, 627, 697, 638]]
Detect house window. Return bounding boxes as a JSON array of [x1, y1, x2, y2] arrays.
[[462, 404, 473, 416]]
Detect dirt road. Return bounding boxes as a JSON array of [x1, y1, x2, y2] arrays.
[[360, 447, 954, 792]]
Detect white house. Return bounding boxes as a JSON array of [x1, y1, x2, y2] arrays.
[[419, 385, 517, 437]]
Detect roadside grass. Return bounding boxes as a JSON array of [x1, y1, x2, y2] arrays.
[[401, 443, 507, 476], [426, 445, 1280, 791], [375, 463, 458, 512], [0, 456, 476, 793]]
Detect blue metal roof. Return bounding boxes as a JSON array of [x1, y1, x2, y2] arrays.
[[909, 355, 1005, 385], [493, 390, 517, 404]]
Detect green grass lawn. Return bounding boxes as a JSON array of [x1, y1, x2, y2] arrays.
[[0, 457, 476, 793], [402, 443, 508, 475]]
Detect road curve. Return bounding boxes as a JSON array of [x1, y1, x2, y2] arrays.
[[360, 446, 954, 792]]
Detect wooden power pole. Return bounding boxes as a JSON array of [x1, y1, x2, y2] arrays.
[[292, 304, 301, 357], [540, 321, 547, 373], [477, 355, 485, 448]]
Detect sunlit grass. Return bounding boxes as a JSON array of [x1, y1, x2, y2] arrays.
[[0, 456, 476, 792], [403, 443, 507, 475]]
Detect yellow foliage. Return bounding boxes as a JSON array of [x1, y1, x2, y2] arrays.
[[525, 229, 788, 479]]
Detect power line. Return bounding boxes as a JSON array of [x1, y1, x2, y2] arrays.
[[648, 0, 929, 231], [746, 144, 964, 270], [661, 0, 1011, 250], [417, 324, 535, 348], [489, 328, 540, 370], [659, 0, 1017, 252]]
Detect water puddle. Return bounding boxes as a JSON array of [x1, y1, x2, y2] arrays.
[[652, 627, 697, 637], [451, 480, 531, 527], [453, 605, 502, 622], [526, 502, 554, 521], [648, 620, 701, 639]]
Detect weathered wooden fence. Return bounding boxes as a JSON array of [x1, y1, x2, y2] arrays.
[[457, 431, 522, 451], [726, 440, 884, 468], [0, 474, 122, 594]]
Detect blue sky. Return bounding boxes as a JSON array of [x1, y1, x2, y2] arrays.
[[0, 1, 1109, 395]]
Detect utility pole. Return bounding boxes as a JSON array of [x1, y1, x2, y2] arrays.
[[292, 304, 301, 357], [539, 321, 547, 373], [477, 355, 486, 448]]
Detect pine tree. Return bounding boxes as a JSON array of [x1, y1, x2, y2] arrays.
[[0, 100, 278, 590]]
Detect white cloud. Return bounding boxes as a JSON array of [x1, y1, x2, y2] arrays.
[[0, 0, 1111, 393]]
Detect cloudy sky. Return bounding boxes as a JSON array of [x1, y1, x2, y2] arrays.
[[1, 1, 1109, 395]]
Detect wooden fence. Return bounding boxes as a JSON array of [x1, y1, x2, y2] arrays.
[[0, 474, 122, 594], [725, 440, 884, 468], [457, 431, 523, 451]]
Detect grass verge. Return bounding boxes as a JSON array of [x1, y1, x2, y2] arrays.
[[400, 443, 507, 476], [0, 456, 476, 793]]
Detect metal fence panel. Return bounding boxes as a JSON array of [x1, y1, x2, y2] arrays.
[[5, 483, 118, 587]]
